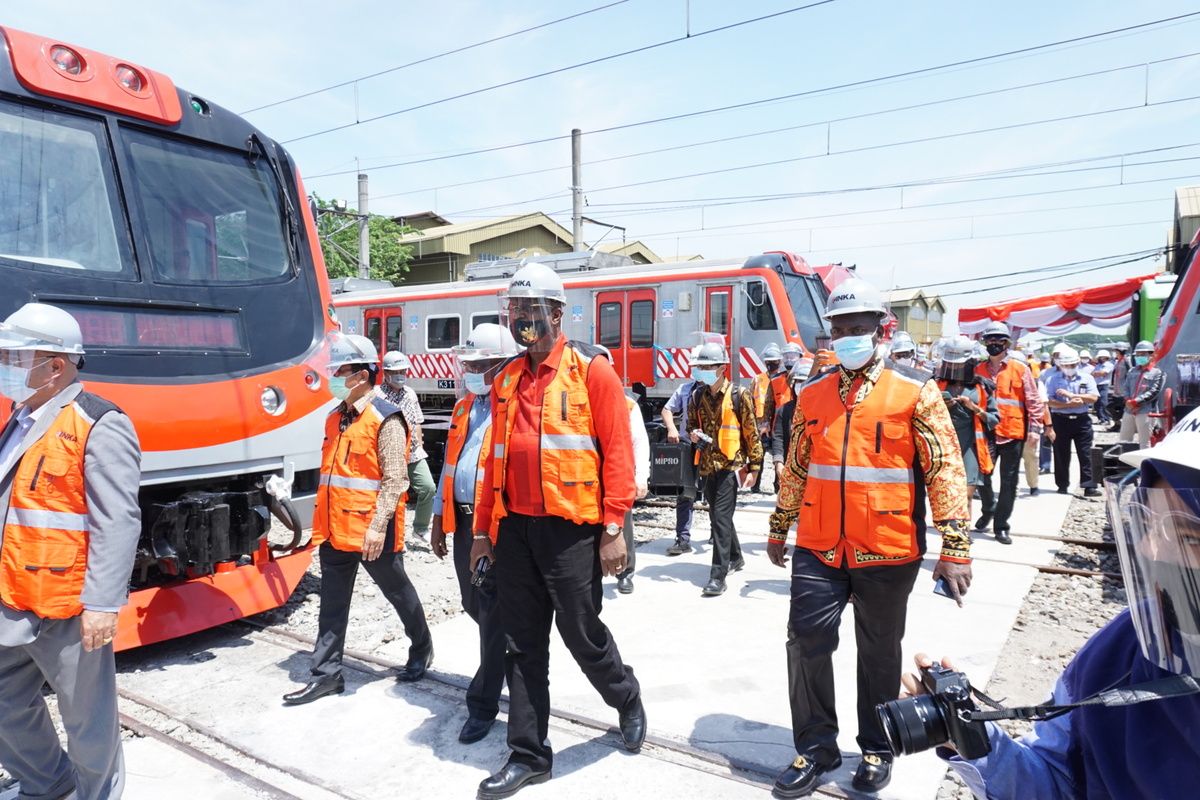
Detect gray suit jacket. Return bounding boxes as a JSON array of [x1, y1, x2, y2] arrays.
[[0, 382, 141, 641]]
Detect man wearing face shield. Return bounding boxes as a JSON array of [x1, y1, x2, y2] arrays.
[[470, 263, 643, 798], [283, 333, 433, 707], [381, 351, 436, 543], [973, 321, 1045, 542], [889, 331, 919, 370], [1045, 347, 1100, 498], [905, 409, 1200, 799], [0, 303, 141, 800], [429, 324, 519, 744], [768, 278, 972, 796], [935, 337, 999, 527]]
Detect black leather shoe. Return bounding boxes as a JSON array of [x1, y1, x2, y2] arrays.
[[282, 675, 344, 706], [994, 528, 1012, 545], [396, 646, 433, 682], [701, 578, 726, 597], [772, 754, 842, 798], [972, 514, 992, 533], [459, 716, 495, 744], [666, 539, 692, 556], [1057, 487, 1069, 495], [1083, 487, 1102, 498], [477, 762, 551, 799], [617, 573, 634, 594], [730, 557, 746, 572], [851, 753, 892, 792], [1029, 487, 1040, 497], [618, 696, 647, 752]]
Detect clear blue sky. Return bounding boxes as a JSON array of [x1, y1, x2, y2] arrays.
[[7, 1, 1199, 331]]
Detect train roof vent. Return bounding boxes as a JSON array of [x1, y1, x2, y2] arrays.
[[329, 277, 394, 294], [464, 250, 636, 281]]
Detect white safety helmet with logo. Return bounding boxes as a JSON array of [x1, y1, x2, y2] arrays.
[[320, 331, 379, 402], [1107, 406, 1200, 677], [761, 342, 782, 364], [0, 302, 87, 404], [451, 323, 519, 397], [822, 278, 886, 320], [501, 262, 566, 352], [381, 350, 412, 392], [980, 320, 1012, 341], [1057, 346, 1081, 374]]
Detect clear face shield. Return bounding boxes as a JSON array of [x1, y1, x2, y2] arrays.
[[934, 359, 974, 384], [1107, 475, 1200, 677], [500, 291, 562, 354]]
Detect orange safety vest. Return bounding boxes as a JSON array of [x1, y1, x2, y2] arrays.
[[440, 393, 492, 535], [490, 343, 603, 528], [975, 359, 1029, 440], [312, 395, 408, 553], [0, 393, 119, 619], [795, 366, 925, 567], [770, 372, 794, 414], [937, 380, 994, 476], [750, 371, 772, 419]]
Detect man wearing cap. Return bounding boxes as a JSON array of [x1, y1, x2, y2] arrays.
[[430, 324, 518, 744], [661, 347, 704, 555], [1120, 341, 1164, 448], [283, 333, 433, 706], [685, 341, 763, 597], [1045, 347, 1100, 497], [751, 343, 783, 493], [0, 303, 141, 800], [471, 263, 643, 798], [974, 322, 1045, 543], [381, 351, 436, 543], [769, 278, 972, 796]]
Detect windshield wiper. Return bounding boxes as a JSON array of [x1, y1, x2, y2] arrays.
[[247, 133, 301, 273]]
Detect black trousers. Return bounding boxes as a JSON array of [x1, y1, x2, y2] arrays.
[[452, 509, 507, 721], [703, 469, 742, 580], [496, 513, 640, 771], [1107, 392, 1126, 425], [786, 548, 921, 760], [312, 525, 432, 679], [977, 438, 1023, 532], [1052, 413, 1095, 490], [617, 510, 636, 580], [752, 433, 770, 491]]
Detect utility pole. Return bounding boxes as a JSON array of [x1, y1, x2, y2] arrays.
[[571, 128, 583, 251], [357, 173, 370, 279]]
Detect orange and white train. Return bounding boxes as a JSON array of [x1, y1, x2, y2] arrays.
[[0, 27, 337, 649]]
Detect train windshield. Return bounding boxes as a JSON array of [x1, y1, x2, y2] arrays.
[[0, 99, 133, 276], [785, 274, 831, 350]]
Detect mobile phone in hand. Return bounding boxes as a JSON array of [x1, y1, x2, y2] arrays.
[[933, 577, 955, 599]]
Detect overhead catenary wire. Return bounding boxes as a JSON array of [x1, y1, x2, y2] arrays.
[[891, 247, 1166, 292], [240, 1, 632, 114], [933, 252, 1165, 299], [281, 1, 841, 144], [302, 10, 1200, 174]]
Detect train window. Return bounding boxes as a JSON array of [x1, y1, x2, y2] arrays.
[[785, 275, 829, 351], [386, 315, 403, 354], [365, 316, 382, 351], [599, 302, 622, 347], [427, 314, 461, 350], [123, 127, 292, 285], [630, 300, 654, 348], [746, 281, 778, 330], [0, 100, 132, 276], [709, 292, 730, 336], [471, 312, 500, 330]]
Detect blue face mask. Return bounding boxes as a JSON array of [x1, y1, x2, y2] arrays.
[[1134, 355, 1150, 366], [693, 368, 719, 386], [464, 372, 490, 396], [328, 376, 352, 401], [832, 334, 876, 370]]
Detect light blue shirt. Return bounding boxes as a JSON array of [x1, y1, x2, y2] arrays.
[[0, 406, 35, 480], [665, 379, 698, 421], [432, 393, 492, 516], [1044, 370, 1098, 415]]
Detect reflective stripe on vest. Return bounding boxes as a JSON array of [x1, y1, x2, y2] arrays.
[[319, 473, 382, 491], [978, 359, 1028, 439], [807, 463, 914, 484], [541, 433, 598, 452], [0, 400, 96, 619]]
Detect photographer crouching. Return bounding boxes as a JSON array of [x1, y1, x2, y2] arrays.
[[877, 408, 1200, 799]]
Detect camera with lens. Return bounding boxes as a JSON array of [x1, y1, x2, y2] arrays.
[[876, 664, 991, 760]]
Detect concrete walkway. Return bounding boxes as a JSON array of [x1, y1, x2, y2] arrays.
[[102, 470, 1077, 799]]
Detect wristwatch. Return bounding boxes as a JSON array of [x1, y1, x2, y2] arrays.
[[605, 523, 623, 538]]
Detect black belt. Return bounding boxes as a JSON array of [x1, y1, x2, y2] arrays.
[[455, 502, 475, 517]]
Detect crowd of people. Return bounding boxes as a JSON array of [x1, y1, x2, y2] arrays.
[[0, 267, 1194, 800]]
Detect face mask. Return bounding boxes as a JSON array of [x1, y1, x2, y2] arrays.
[[464, 372, 490, 396], [693, 368, 719, 386], [1135, 355, 1151, 366], [511, 317, 550, 348], [893, 355, 914, 368], [782, 357, 799, 369], [386, 373, 406, 389], [328, 376, 352, 401], [0, 360, 49, 404], [985, 342, 1007, 357], [832, 335, 876, 371], [1060, 366, 1078, 377]]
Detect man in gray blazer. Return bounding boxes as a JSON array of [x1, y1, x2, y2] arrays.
[[0, 303, 141, 800]]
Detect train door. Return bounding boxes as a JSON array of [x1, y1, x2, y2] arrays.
[[704, 285, 733, 349], [363, 305, 404, 363], [595, 288, 657, 387]]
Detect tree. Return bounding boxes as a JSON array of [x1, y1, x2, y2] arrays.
[[311, 193, 419, 284]]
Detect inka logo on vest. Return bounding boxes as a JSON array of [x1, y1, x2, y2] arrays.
[[56, 431, 78, 443]]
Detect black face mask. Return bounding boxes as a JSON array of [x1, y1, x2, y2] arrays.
[[985, 342, 1007, 356], [511, 318, 550, 347]]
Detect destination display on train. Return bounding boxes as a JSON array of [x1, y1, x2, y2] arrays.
[[59, 303, 244, 350]]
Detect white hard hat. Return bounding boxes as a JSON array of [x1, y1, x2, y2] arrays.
[[507, 262, 566, 304], [761, 343, 782, 361], [823, 278, 885, 319], [781, 341, 803, 356], [1122, 405, 1200, 469], [327, 332, 378, 372], [382, 350, 412, 372], [1096, 349, 1112, 359], [791, 358, 813, 382], [0, 303, 85, 357], [692, 342, 729, 365], [458, 323, 519, 362], [940, 336, 975, 364], [1052, 342, 1070, 355], [1008, 350, 1027, 364], [1057, 346, 1080, 366], [686, 345, 703, 366], [1134, 340, 1155, 354], [1080, 349, 1092, 359], [981, 321, 1011, 339], [891, 331, 916, 353]]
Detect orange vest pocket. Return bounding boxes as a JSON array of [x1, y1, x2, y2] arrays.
[[864, 488, 916, 556]]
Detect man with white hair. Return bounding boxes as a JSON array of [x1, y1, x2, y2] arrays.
[[1044, 347, 1100, 497]]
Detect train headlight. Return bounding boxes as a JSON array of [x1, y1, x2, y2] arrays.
[[260, 386, 286, 416], [49, 45, 84, 75], [114, 64, 146, 93]]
